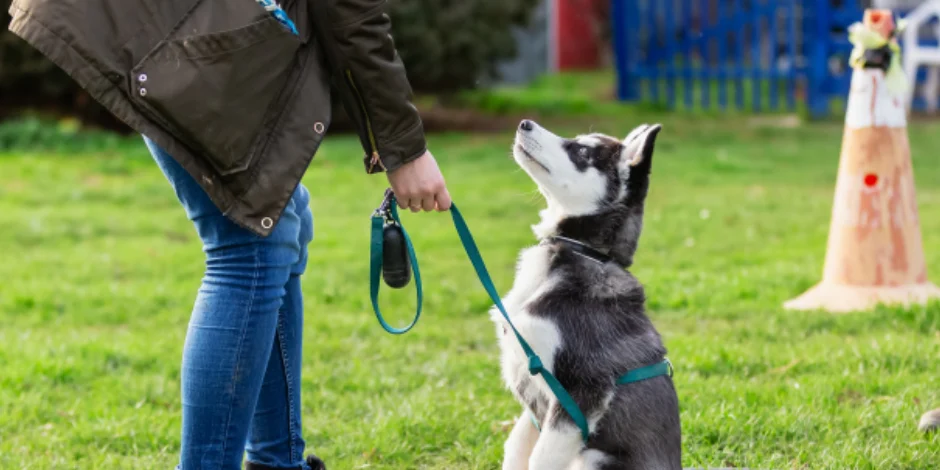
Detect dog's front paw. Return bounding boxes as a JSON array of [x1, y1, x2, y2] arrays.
[[501, 458, 528, 470], [502, 437, 531, 470]]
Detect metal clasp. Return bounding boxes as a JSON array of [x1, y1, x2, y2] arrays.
[[372, 188, 397, 224]]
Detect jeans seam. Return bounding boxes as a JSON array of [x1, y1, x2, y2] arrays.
[[276, 309, 298, 463], [217, 242, 262, 470]]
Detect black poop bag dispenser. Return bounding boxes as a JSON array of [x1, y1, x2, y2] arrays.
[[375, 189, 412, 289]]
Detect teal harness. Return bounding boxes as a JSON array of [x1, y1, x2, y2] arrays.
[[369, 190, 673, 443]]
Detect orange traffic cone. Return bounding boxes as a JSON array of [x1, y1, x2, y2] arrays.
[[785, 9, 940, 312]]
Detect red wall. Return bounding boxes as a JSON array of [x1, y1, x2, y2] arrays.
[[553, 0, 602, 70]]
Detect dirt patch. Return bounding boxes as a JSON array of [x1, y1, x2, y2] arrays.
[[2, 99, 527, 135], [327, 101, 525, 134], [420, 106, 522, 133], [906, 111, 940, 123], [836, 389, 864, 404], [746, 114, 802, 129]]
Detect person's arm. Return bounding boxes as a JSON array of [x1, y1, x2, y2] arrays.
[[311, 0, 451, 211]]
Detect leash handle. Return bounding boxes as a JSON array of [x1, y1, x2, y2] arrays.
[[369, 191, 422, 334]]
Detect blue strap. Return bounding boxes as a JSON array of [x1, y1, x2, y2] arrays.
[[529, 411, 542, 432], [369, 193, 673, 443], [256, 0, 299, 35]]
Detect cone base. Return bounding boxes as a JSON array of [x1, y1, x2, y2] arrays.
[[783, 282, 940, 312]]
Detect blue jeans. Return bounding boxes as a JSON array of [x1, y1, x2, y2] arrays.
[[145, 138, 315, 470]]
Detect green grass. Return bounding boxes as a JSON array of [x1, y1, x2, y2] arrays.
[[455, 70, 850, 121], [455, 71, 648, 117], [1, 113, 939, 469]]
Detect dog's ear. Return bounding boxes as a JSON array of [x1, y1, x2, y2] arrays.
[[621, 124, 662, 167]]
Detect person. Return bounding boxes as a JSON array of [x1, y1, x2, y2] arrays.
[[8, 1, 451, 469]]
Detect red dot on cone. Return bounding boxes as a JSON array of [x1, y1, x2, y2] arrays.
[[864, 173, 878, 187]]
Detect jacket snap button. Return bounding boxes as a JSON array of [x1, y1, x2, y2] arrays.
[[261, 217, 274, 229], [139, 88, 148, 97], [314, 122, 324, 134], [139, 73, 148, 82]]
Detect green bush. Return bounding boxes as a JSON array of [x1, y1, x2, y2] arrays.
[[1, 0, 536, 126], [0, 116, 129, 152], [387, 0, 534, 92], [0, 2, 76, 101]]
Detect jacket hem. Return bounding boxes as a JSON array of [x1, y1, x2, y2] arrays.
[[225, 44, 328, 236]]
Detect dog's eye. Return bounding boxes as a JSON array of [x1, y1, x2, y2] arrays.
[[578, 147, 588, 157]]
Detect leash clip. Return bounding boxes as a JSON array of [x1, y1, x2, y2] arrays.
[[372, 188, 396, 224]]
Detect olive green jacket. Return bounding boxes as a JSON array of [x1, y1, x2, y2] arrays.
[[7, 0, 426, 236]]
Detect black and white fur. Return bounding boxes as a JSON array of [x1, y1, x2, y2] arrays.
[[493, 120, 681, 470]]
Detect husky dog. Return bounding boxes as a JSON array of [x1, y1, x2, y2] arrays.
[[493, 120, 681, 470]]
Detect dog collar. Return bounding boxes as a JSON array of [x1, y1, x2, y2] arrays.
[[544, 236, 620, 266]]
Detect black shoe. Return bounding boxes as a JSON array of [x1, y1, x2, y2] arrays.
[[245, 462, 275, 470], [244, 455, 325, 470], [245, 462, 292, 470], [305, 455, 326, 470]]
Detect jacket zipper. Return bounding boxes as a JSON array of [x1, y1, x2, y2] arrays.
[[345, 69, 384, 171]]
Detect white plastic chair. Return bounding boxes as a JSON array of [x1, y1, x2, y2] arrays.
[[900, 0, 940, 112]]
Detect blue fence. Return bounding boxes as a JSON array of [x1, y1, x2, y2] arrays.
[[611, 0, 928, 118]]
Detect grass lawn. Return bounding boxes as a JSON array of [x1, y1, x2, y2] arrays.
[[1, 111, 939, 469]]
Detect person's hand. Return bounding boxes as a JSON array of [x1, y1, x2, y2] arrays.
[[386, 150, 452, 212]]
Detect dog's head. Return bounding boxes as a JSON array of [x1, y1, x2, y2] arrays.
[[513, 119, 661, 267]]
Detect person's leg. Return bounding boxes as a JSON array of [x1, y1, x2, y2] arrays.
[[144, 137, 311, 470], [245, 185, 316, 469]]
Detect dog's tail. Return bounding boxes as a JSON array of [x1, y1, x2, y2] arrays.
[[919, 408, 940, 433]]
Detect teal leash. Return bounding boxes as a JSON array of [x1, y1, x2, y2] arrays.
[[369, 190, 673, 443], [617, 359, 673, 384]]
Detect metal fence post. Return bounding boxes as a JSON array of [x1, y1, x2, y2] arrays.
[[808, 0, 832, 118], [612, 0, 639, 101]]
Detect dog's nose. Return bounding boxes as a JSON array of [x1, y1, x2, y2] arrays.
[[519, 120, 533, 132]]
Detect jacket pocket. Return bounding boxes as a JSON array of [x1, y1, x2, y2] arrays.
[[132, 15, 303, 176]]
